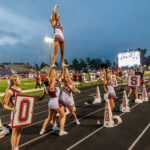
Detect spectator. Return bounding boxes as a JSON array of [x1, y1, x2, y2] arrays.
[[76, 72, 79, 82], [73, 73, 77, 82], [41, 73, 46, 86], [35, 74, 41, 89]]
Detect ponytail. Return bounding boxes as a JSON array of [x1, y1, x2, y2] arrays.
[[1, 75, 18, 106], [1, 86, 11, 105]]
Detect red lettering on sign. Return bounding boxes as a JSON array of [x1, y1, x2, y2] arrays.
[[143, 89, 146, 98], [123, 95, 126, 107], [19, 100, 30, 122], [131, 77, 137, 85], [105, 103, 110, 122]]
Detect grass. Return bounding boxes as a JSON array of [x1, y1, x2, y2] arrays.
[[23, 90, 43, 98], [0, 90, 43, 102], [144, 71, 150, 76], [0, 79, 44, 94], [0, 81, 102, 103], [76, 81, 103, 89], [0, 71, 149, 102], [20, 81, 102, 98]]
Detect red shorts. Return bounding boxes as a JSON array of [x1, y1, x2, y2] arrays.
[[58, 101, 64, 107], [108, 95, 115, 100], [55, 36, 65, 43], [131, 87, 137, 90]]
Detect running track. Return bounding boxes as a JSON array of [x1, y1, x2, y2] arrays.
[[0, 84, 150, 150]]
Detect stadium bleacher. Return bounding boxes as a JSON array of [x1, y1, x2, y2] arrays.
[[0, 63, 36, 76]]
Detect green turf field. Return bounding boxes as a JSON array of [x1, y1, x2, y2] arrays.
[[144, 71, 150, 76], [0, 71, 149, 100], [0, 79, 43, 93], [0, 81, 102, 102]]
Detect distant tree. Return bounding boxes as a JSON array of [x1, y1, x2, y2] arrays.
[[72, 59, 79, 71], [145, 56, 150, 66], [35, 64, 40, 70], [64, 59, 68, 64], [87, 58, 101, 70], [95, 58, 102, 70], [86, 57, 91, 67], [137, 48, 147, 65], [79, 59, 87, 70], [90, 59, 96, 69], [40, 62, 48, 69], [55, 61, 59, 67], [105, 59, 111, 67]]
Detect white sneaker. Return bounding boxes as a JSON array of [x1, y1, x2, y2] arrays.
[[75, 119, 80, 125], [15, 147, 19, 150], [135, 99, 143, 104], [50, 120, 53, 124], [0, 130, 5, 139], [59, 130, 68, 136], [8, 123, 11, 127], [52, 126, 60, 131], [39, 129, 46, 135], [0, 126, 9, 138]]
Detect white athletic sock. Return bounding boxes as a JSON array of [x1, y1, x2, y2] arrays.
[[62, 63, 65, 66], [52, 64, 55, 67]]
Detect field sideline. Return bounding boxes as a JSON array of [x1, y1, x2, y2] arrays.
[[0, 81, 102, 100], [0, 71, 149, 99], [0, 71, 150, 93]]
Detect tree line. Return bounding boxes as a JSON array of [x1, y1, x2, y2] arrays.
[[34, 48, 150, 71], [34, 57, 111, 71]]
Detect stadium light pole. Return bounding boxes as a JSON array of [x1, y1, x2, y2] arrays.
[[44, 37, 54, 65]]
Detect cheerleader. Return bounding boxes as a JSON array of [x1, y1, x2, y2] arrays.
[[59, 65, 81, 125], [104, 69, 116, 111], [38, 78, 60, 133], [96, 71, 100, 81], [81, 72, 86, 85], [124, 70, 129, 80], [70, 72, 73, 80], [40, 66, 67, 136], [50, 5, 65, 67], [2, 75, 22, 150], [127, 70, 138, 100]]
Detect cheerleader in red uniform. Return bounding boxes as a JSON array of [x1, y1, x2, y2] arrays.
[[38, 68, 64, 134], [40, 66, 67, 136], [59, 65, 81, 125], [2, 76, 22, 150], [50, 5, 65, 67], [104, 69, 116, 110], [127, 70, 140, 103]]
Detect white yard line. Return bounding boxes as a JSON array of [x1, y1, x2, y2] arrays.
[[66, 104, 139, 150], [3, 96, 98, 125], [128, 123, 150, 150], [19, 99, 123, 148], [19, 107, 105, 148], [0, 95, 94, 119]]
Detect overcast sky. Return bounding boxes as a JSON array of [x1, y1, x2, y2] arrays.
[[0, 0, 150, 65]]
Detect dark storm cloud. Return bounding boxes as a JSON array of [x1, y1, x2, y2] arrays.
[[0, 0, 150, 65], [0, 30, 21, 39]]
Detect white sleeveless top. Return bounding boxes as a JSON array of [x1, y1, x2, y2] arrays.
[[54, 22, 64, 40]]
